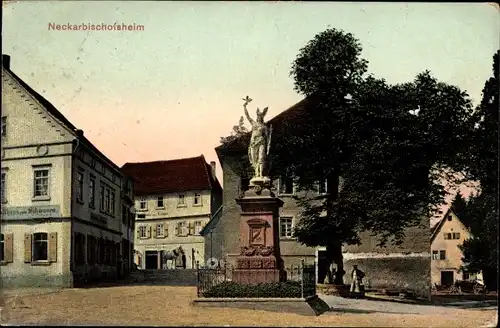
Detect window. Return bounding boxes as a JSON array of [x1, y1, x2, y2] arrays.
[[0, 233, 4, 262], [443, 233, 452, 240], [137, 214, 146, 219], [87, 235, 94, 264], [178, 194, 185, 206], [463, 272, 470, 281], [33, 232, 48, 261], [76, 170, 84, 203], [139, 226, 148, 239], [177, 222, 188, 236], [318, 179, 328, 194], [278, 177, 294, 195], [195, 221, 203, 235], [193, 193, 201, 205], [1, 116, 6, 137], [100, 185, 105, 211], [139, 198, 147, 210], [439, 250, 446, 260], [89, 177, 95, 208], [156, 224, 164, 238], [432, 250, 439, 260], [447, 215, 452, 221], [1, 172, 6, 203], [280, 217, 294, 238], [33, 168, 50, 198], [452, 232, 460, 240], [105, 188, 110, 213], [157, 196, 164, 208], [110, 191, 115, 215], [75, 233, 85, 265], [122, 205, 127, 224]]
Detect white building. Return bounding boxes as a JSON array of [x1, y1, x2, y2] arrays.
[[0, 54, 135, 288], [122, 156, 223, 270]]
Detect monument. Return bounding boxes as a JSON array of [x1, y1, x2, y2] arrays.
[[232, 96, 285, 284]]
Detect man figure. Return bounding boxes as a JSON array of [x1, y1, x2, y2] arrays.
[[350, 265, 365, 298]]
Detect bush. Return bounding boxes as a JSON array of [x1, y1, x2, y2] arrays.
[[202, 281, 302, 298]]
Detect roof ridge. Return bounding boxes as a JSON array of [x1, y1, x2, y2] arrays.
[[122, 155, 205, 166], [200, 154, 213, 190]]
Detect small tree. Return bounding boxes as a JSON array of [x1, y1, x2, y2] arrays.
[[220, 116, 249, 144], [451, 191, 468, 221]]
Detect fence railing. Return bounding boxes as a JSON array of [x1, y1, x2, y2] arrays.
[[197, 259, 316, 298]]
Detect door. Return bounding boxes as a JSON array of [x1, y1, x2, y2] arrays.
[[441, 271, 454, 286], [145, 251, 158, 270]]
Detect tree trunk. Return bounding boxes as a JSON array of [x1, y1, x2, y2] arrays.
[[325, 242, 345, 285], [325, 172, 345, 285]]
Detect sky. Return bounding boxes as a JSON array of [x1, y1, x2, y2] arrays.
[[2, 2, 498, 224]]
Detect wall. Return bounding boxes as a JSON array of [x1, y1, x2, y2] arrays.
[[134, 190, 212, 218], [133, 190, 213, 269], [1, 221, 72, 288], [342, 215, 431, 297], [71, 153, 123, 234]]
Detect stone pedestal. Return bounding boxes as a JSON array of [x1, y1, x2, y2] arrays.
[[232, 184, 285, 284]]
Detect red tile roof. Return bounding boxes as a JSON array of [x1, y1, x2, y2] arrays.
[[121, 155, 222, 196]]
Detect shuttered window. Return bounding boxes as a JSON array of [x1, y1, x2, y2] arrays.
[[33, 232, 48, 261]]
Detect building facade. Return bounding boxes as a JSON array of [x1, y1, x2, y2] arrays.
[[122, 156, 222, 270], [209, 96, 431, 298], [0, 54, 135, 288], [430, 209, 482, 286]]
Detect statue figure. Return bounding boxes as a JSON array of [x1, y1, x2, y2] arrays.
[[242, 96, 272, 183]]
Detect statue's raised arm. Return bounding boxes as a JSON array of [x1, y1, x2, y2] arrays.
[[242, 96, 254, 125]]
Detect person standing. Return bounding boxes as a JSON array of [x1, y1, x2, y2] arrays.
[[350, 265, 365, 298]]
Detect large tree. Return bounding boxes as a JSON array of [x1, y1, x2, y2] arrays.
[[459, 50, 499, 291], [274, 28, 476, 284]]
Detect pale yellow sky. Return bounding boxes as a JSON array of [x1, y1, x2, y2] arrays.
[[2, 2, 498, 221]]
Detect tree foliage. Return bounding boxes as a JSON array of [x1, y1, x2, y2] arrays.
[[220, 116, 249, 144], [451, 191, 468, 222], [274, 28, 477, 284], [459, 50, 499, 291]]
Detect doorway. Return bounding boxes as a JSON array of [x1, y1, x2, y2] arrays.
[[145, 251, 159, 269], [440, 271, 454, 286]]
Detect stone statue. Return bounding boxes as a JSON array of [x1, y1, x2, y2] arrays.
[[242, 96, 272, 185]]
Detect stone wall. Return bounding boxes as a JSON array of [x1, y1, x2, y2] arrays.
[[344, 256, 431, 298]]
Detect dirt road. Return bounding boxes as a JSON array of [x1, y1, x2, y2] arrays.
[[1, 285, 496, 327]]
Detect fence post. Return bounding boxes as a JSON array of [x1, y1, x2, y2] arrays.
[[197, 264, 200, 297], [301, 259, 305, 299]]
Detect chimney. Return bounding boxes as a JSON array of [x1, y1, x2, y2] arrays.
[[2, 55, 11, 70], [75, 129, 84, 137], [210, 161, 216, 179]]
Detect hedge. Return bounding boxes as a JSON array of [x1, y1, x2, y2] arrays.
[[202, 281, 302, 298]]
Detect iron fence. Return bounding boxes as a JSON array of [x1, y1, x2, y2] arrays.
[[197, 259, 316, 298]]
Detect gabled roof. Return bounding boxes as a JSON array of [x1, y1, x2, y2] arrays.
[[2, 55, 123, 175], [430, 207, 470, 243], [121, 155, 222, 196], [200, 205, 224, 236]]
